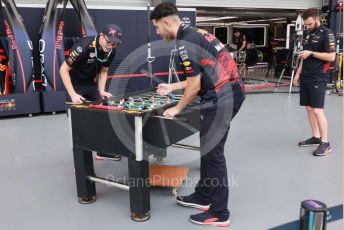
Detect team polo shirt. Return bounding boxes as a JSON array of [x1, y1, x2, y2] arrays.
[[176, 24, 245, 107], [65, 36, 115, 84], [233, 33, 247, 50], [302, 24, 336, 81]]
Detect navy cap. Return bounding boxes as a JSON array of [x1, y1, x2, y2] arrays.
[[102, 24, 122, 45]]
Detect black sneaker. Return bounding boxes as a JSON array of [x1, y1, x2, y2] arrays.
[[176, 194, 210, 211], [96, 153, 122, 161], [189, 211, 230, 227], [313, 142, 332, 156], [298, 137, 321, 147]]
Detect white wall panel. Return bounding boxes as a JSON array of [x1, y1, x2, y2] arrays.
[[12, 0, 322, 9], [177, 0, 322, 10]]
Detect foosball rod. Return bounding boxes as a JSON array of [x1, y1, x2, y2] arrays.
[[87, 176, 130, 191], [151, 92, 184, 98], [140, 93, 183, 99], [153, 115, 187, 122], [171, 143, 200, 151]]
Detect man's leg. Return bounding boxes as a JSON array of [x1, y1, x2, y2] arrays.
[[305, 106, 321, 138], [308, 81, 328, 143], [298, 81, 321, 147], [309, 81, 332, 156], [200, 127, 230, 217], [313, 107, 332, 156], [176, 109, 215, 211], [176, 108, 227, 211], [313, 108, 328, 142], [188, 107, 232, 227]]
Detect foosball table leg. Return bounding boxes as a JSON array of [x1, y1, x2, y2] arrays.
[[78, 196, 97, 204], [128, 158, 150, 221], [131, 212, 151, 222], [73, 148, 97, 204]]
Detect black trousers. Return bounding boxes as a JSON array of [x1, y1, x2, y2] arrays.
[[66, 82, 100, 102], [195, 99, 243, 218]]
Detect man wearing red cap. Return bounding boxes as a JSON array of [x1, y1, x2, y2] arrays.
[[60, 24, 122, 161]]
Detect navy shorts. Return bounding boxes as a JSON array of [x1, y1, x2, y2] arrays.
[[300, 80, 327, 108]]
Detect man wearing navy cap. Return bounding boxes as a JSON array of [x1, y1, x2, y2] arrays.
[[60, 24, 122, 161]]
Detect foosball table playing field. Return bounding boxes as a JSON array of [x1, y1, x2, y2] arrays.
[[88, 92, 179, 112], [68, 89, 201, 221]]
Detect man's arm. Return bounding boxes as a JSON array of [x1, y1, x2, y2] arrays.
[[312, 51, 336, 62], [163, 75, 200, 118], [176, 76, 200, 110], [157, 80, 187, 95], [293, 59, 303, 87], [299, 50, 336, 62], [172, 80, 188, 91], [299, 30, 336, 62], [296, 58, 304, 75], [98, 66, 112, 98], [60, 61, 85, 103], [239, 35, 247, 51]]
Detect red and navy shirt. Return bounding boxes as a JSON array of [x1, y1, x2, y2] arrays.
[[176, 24, 245, 106], [302, 24, 336, 81], [65, 36, 115, 84]]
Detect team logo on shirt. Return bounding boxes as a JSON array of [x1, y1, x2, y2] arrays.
[[89, 52, 96, 58], [181, 17, 191, 27], [328, 33, 335, 50], [178, 46, 189, 61], [214, 51, 239, 93], [215, 42, 225, 51], [184, 66, 193, 74], [178, 46, 194, 73], [71, 51, 78, 58], [313, 35, 320, 40], [200, 59, 215, 66], [182, 61, 191, 67], [311, 34, 320, 43], [67, 49, 81, 65], [322, 62, 332, 73], [67, 57, 73, 65], [87, 51, 96, 63], [205, 34, 216, 43], [76, 46, 82, 53]]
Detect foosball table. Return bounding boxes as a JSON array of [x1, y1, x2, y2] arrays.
[[68, 89, 200, 221]]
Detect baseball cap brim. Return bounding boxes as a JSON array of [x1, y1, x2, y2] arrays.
[[107, 36, 122, 45]]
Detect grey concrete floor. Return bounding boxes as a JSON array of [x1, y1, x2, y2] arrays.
[[0, 93, 342, 230]]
